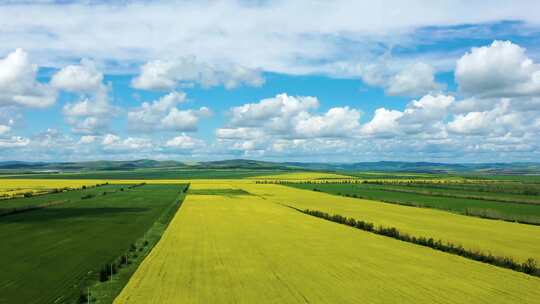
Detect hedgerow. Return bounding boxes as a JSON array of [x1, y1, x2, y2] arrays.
[[300, 208, 540, 277]]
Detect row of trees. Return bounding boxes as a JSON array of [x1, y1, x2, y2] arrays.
[[79, 240, 151, 303], [302, 209, 539, 277]]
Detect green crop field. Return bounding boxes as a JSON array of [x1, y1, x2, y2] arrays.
[[289, 183, 540, 223], [0, 184, 118, 213], [0, 183, 185, 304], [115, 182, 540, 303], [363, 183, 540, 203]]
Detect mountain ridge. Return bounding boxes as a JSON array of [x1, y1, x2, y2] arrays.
[[1, 159, 539, 174]]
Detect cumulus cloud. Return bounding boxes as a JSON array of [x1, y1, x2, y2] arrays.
[[229, 93, 319, 131], [224, 93, 362, 139], [215, 127, 265, 140], [360, 61, 444, 97], [361, 94, 454, 137], [78, 135, 97, 144], [456, 40, 540, 97], [127, 91, 210, 132], [386, 63, 444, 96], [217, 93, 365, 157], [132, 57, 264, 91], [447, 100, 527, 136], [54, 60, 116, 134], [165, 133, 204, 150], [51, 59, 103, 92], [0, 49, 56, 108], [361, 108, 403, 136], [294, 107, 361, 138], [101, 134, 152, 152]]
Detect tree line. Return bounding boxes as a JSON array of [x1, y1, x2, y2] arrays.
[[300, 208, 539, 278]]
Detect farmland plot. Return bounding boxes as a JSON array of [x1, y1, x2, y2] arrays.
[[115, 183, 540, 304], [245, 183, 540, 263], [0, 184, 185, 304]]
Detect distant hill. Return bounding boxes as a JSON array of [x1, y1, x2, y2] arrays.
[[1, 159, 539, 174]]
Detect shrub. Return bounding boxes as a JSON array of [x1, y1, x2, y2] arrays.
[[522, 258, 538, 274]]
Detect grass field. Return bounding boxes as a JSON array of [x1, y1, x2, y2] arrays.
[[115, 182, 540, 304], [289, 183, 540, 224], [359, 182, 540, 204], [0, 184, 185, 304], [237, 182, 540, 263], [0, 184, 122, 215]]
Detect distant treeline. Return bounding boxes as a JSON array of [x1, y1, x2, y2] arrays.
[[299, 208, 539, 278]]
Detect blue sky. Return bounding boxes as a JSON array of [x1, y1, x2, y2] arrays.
[[1, 1, 540, 162]]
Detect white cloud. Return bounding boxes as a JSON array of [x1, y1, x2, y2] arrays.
[[56, 60, 116, 134], [132, 57, 264, 91], [5, 2, 540, 78], [0, 118, 14, 135], [78, 135, 97, 144], [447, 100, 527, 135], [230, 93, 319, 130], [0, 136, 30, 148], [226, 93, 363, 139], [0, 49, 56, 108], [361, 108, 403, 136], [101, 134, 152, 152], [456, 40, 540, 97], [360, 94, 454, 137], [386, 63, 443, 96], [51, 59, 103, 92], [216, 127, 265, 140], [127, 91, 210, 132], [165, 133, 204, 150], [359, 61, 444, 97], [294, 107, 361, 138], [447, 111, 492, 135], [0, 125, 10, 135], [161, 107, 210, 132]]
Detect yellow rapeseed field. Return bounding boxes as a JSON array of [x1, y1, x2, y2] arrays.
[[244, 183, 540, 263], [115, 184, 540, 304]]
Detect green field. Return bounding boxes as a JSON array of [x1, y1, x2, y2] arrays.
[[115, 187, 540, 303], [289, 183, 540, 224], [362, 182, 540, 203], [0, 184, 185, 304], [0, 184, 119, 213]]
